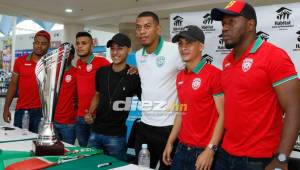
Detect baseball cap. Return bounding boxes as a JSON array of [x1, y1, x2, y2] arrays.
[[34, 30, 51, 42], [211, 0, 256, 22], [107, 33, 131, 48], [172, 25, 205, 44]]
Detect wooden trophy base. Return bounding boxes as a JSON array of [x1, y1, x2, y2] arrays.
[[33, 140, 65, 156]]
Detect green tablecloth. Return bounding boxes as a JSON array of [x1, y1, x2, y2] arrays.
[[45, 154, 128, 170]]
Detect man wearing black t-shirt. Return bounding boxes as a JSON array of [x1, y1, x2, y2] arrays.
[[85, 33, 141, 161]]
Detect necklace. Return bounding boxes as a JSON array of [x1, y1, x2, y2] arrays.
[[107, 65, 126, 106]]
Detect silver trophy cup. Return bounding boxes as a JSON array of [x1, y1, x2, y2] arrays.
[[33, 43, 71, 155]]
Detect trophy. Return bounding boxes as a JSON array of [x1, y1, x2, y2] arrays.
[[33, 43, 71, 156]]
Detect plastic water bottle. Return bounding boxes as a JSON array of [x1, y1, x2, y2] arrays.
[[38, 117, 44, 134], [22, 110, 30, 135], [138, 144, 150, 168]]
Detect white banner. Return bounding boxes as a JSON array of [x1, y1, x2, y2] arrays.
[[170, 2, 300, 76]]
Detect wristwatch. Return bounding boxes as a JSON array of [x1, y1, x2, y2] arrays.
[[207, 144, 218, 152], [275, 153, 288, 164]]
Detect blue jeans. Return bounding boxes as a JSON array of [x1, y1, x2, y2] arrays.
[[14, 108, 43, 133], [171, 143, 205, 170], [213, 148, 272, 170], [75, 117, 91, 147], [88, 132, 127, 161], [54, 122, 76, 145]]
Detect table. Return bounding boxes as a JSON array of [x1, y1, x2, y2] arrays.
[[0, 126, 146, 170]]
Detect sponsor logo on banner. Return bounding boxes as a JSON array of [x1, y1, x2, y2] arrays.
[[272, 7, 294, 30], [201, 13, 215, 33], [172, 15, 185, 35], [293, 30, 300, 51], [203, 54, 213, 64], [257, 31, 270, 41], [216, 34, 230, 54]]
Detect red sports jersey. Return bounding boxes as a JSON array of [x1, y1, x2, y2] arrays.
[[54, 66, 77, 124], [177, 59, 223, 147], [76, 54, 110, 117], [13, 54, 41, 109], [221, 37, 298, 158]]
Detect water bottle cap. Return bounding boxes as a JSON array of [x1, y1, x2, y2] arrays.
[[142, 144, 148, 149]]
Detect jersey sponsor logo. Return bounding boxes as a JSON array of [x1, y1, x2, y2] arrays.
[[156, 56, 165, 67], [224, 62, 231, 68], [86, 64, 93, 72], [192, 78, 201, 90], [242, 58, 254, 72], [65, 75, 72, 83], [178, 81, 184, 85], [24, 63, 32, 66]]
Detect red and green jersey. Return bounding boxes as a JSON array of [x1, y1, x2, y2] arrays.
[[177, 59, 223, 147], [221, 36, 298, 158], [54, 66, 77, 124], [76, 54, 110, 117], [13, 54, 41, 109]]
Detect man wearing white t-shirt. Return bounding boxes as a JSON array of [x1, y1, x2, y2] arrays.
[[135, 11, 184, 170]]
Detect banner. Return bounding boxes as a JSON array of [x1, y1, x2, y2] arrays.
[[170, 2, 300, 76]]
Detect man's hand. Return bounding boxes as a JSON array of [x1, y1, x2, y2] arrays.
[[127, 66, 138, 75], [265, 159, 288, 170], [195, 148, 214, 170], [162, 143, 174, 166], [3, 109, 11, 123], [84, 110, 94, 124]]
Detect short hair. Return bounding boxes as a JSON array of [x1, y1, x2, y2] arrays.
[[137, 11, 159, 24], [76, 31, 92, 39]]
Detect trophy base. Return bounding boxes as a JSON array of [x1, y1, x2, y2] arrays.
[[33, 140, 65, 156]]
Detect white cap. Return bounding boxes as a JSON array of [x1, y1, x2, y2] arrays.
[[142, 144, 148, 149]]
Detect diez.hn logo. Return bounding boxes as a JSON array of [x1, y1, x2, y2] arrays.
[[257, 31, 270, 41]]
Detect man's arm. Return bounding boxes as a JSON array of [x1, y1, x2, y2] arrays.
[[84, 92, 100, 124], [162, 113, 182, 165], [196, 95, 224, 170], [3, 73, 18, 123], [266, 79, 300, 170]]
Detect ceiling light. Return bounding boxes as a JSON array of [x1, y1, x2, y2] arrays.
[[65, 9, 73, 13]]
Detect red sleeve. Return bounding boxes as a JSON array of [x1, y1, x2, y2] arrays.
[[267, 48, 297, 87], [210, 67, 223, 96], [13, 58, 21, 74]]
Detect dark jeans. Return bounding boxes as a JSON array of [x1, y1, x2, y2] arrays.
[[54, 122, 76, 145], [75, 117, 91, 147], [171, 143, 205, 170], [135, 122, 174, 170], [214, 148, 272, 170], [14, 108, 43, 133], [88, 132, 127, 161]]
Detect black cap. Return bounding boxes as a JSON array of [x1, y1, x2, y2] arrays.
[[172, 25, 205, 44], [107, 33, 131, 48], [211, 1, 256, 22]]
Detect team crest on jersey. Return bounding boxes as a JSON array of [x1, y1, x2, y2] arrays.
[[65, 75, 72, 83], [156, 56, 165, 67], [86, 64, 93, 72], [192, 78, 201, 90], [242, 58, 253, 72]]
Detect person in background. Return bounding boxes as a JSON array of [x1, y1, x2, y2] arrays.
[[53, 43, 77, 145], [3, 30, 51, 133], [85, 33, 141, 161], [134, 11, 184, 169], [210, 1, 300, 170], [163, 25, 224, 170], [75, 31, 110, 147]]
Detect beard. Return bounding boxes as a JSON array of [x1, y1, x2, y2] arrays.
[[224, 42, 236, 49]]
